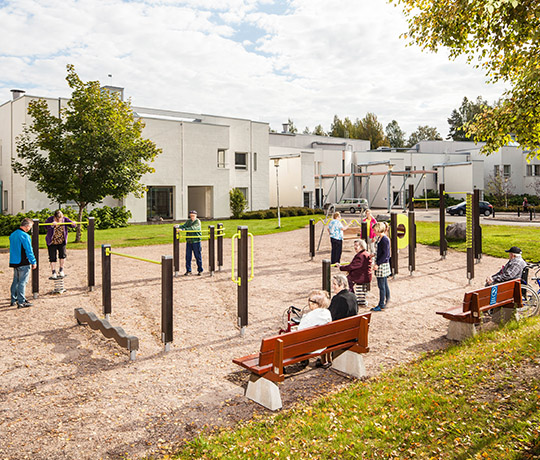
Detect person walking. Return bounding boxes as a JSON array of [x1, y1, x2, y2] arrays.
[[363, 208, 377, 253], [327, 212, 349, 264], [523, 197, 529, 213], [9, 218, 37, 308], [45, 210, 76, 279], [179, 210, 203, 275], [371, 222, 391, 312], [337, 239, 372, 308]]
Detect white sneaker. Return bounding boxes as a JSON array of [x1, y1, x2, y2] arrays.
[[51, 272, 58, 280], [58, 270, 65, 278]]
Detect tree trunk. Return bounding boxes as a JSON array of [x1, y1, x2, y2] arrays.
[[75, 204, 86, 243]]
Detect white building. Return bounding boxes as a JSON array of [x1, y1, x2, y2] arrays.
[[0, 89, 269, 221]]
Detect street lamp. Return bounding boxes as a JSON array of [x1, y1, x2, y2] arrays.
[[387, 163, 394, 213], [274, 159, 281, 228]]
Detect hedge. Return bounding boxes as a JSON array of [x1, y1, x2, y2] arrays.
[[240, 207, 324, 220]]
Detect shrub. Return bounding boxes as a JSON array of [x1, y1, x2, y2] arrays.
[[229, 188, 247, 219], [89, 206, 132, 229]]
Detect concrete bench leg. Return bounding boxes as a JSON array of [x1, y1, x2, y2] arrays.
[[492, 306, 517, 324], [447, 321, 477, 341], [332, 350, 366, 378], [245, 374, 282, 411]]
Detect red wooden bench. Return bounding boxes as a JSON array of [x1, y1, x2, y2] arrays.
[[436, 279, 522, 340], [233, 313, 371, 410]]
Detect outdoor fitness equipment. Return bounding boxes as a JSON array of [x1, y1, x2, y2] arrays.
[[231, 226, 254, 336], [31, 217, 95, 298]]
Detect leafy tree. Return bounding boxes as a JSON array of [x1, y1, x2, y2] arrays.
[[394, 0, 540, 156], [447, 96, 490, 141], [313, 124, 326, 136], [485, 173, 515, 207], [13, 64, 161, 242], [358, 113, 389, 149], [329, 115, 347, 138], [302, 126, 311, 134], [407, 125, 442, 147], [229, 188, 247, 218], [385, 120, 406, 148], [287, 118, 298, 134]]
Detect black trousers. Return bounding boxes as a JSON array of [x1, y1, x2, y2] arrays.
[[330, 238, 343, 264]]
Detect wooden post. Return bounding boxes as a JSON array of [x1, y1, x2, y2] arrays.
[[466, 194, 474, 283], [361, 221, 369, 248], [237, 226, 249, 334], [217, 223, 223, 271], [87, 217, 95, 291], [102, 244, 112, 318], [473, 189, 482, 261], [408, 211, 415, 275], [161, 255, 173, 351], [390, 213, 398, 277], [322, 259, 331, 295], [439, 183, 447, 259], [209, 225, 215, 276], [32, 219, 39, 299], [173, 225, 180, 277], [309, 219, 315, 260]]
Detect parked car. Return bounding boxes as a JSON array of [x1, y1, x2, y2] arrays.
[[446, 200, 493, 217], [325, 198, 369, 214]]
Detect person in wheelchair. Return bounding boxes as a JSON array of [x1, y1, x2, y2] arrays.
[[485, 246, 527, 286]]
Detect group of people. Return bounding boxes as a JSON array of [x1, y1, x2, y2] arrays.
[[328, 210, 391, 312]]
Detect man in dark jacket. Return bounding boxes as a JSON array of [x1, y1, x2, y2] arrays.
[[328, 274, 358, 321], [9, 218, 37, 308]]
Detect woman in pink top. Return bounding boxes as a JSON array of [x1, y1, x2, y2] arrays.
[[363, 209, 377, 253]]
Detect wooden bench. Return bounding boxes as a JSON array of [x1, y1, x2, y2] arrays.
[[436, 279, 522, 341], [233, 313, 371, 410]]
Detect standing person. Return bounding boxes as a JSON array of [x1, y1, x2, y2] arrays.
[[9, 218, 37, 308], [363, 209, 377, 253], [45, 210, 76, 279], [523, 197, 529, 213], [179, 210, 203, 276], [485, 246, 527, 286], [327, 212, 349, 264], [328, 274, 358, 321], [337, 239, 372, 308], [371, 222, 391, 312]]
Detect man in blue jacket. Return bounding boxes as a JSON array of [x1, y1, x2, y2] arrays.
[[9, 218, 37, 308]]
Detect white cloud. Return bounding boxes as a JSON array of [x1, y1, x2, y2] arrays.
[[0, 0, 506, 139]]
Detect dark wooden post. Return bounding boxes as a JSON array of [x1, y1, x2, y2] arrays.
[[473, 189, 482, 261], [217, 223, 223, 271], [102, 244, 112, 318], [361, 221, 369, 247], [322, 259, 331, 295], [439, 183, 447, 259], [466, 194, 474, 283], [87, 217, 95, 291], [237, 226, 249, 334], [173, 225, 180, 277], [161, 255, 173, 351], [390, 213, 398, 277], [408, 186, 415, 275], [309, 219, 315, 260], [208, 225, 215, 276], [32, 219, 39, 299]]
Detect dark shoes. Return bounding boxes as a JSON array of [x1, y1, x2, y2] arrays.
[[370, 306, 385, 312], [17, 302, 33, 309], [184, 272, 192, 276], [197, 272, 203, 276], [315, 358, 332, 369]]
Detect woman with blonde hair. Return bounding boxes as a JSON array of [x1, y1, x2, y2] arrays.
[[372, 222, 391, 311]]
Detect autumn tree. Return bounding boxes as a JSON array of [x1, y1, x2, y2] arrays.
[[13, 65, 161, 242], [447, 96, 491, 141], [407, 125, 442, 147], [394, 0, 540, 157], [385, 120, 406, 148]]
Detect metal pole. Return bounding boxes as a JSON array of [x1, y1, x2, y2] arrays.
[[387, 170, 392, 213], [32, 219, 39, 299], [439, 183, 447, 259], [238, 226, 249, 335], [161, 255, 173, 351], [276, 165, 281, 228], [217, 223, 223, 271], [209, 225, 215, 276], [390, 213, 398, 277], [309, 219, 315, 260], [102, 244, 112, 319], [87, 217, 95, 291], [322, 259, 331, 295], [173, 225, 180, 277]]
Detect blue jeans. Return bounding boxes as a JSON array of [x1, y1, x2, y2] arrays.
[[11, 265, 31, 305], [376, 276, 390, 308], [186, 242, 203, 273]]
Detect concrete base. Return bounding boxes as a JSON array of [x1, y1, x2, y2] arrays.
[[491, 306, 517, 324], [332, 350, 367, 378], [447, 321, 477, 341], [245, 374, 282, 411]]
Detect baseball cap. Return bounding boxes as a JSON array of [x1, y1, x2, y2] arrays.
[[505, 246, 522, 254], [189, 210, 197, 215]]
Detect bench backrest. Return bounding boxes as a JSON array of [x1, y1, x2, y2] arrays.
[[257, 313, 371, 366], [463, 279, 522, 318]]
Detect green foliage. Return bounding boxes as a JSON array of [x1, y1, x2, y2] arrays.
[[329, 113, 389, 148], [287, 118, 298, 134], [447, 96, 491, 141], [394, 0, 540, 155], [89, 206, 132, 229], [407, 125, 443, 146], [413, 190, 461, 208], [385, 120, 406, 148], [241, 207, 321, 219], [13, 64, 161, 241], [229, 188, 247, 218], [313, 124, 326, 136], [484, 174, 515, 206]]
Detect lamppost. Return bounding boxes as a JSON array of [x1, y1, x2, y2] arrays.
[[274, 159, 281, 228], [387, 163, 394, 213]]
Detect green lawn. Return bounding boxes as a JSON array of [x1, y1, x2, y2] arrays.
[[164, 317, 540, 459]]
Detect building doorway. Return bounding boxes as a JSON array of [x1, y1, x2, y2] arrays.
[[188, 186, 213, 219], [147, 186, 174, 221]]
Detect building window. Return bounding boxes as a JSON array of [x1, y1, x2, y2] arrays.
[[253, 152, 257, 171], [3, 190, 7, 211], [527, 164, 533, 176], [217, 149, 226, 168], [503, 164, 511, 178], [238, 187, 248, 205], [494, 165, 500, 176], [147, 186, 173, 221], [536, 165, 540, 176], [405, 166, 411, 172], [235, 152, 247, 170]]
